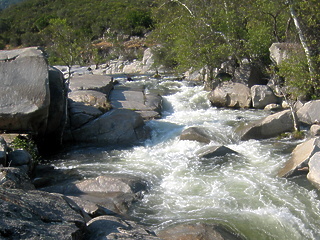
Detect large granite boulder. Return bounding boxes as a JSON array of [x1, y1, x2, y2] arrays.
[[307, 152, 320, 190], [69, 90, 111, 111], [86, 215, 160, 240], [237, 110, 294, 140], [233, 62, 267, 87], [71, 109, 150, 146], [278, 138, 320, 178], [208, 82, 251, 108], [251, 85, 280, 109], [0, 47, 50, 134], [297, 100, 320, 125], [157, 222, 244, 240], [269, 43, 303, 65], [0, 187, 86, 239], [310, 125, 320, 137]]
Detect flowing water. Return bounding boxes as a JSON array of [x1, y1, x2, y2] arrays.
[[51, 76, 320, 240]]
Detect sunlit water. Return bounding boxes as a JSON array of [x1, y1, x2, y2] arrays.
[[51, 76, 320, 240]]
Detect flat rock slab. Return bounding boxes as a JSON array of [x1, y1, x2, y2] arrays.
[[0, 47, 50, 133], [69, 75, 114, 95]]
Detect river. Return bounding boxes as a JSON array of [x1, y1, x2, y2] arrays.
[[50, 76, 320, 240]]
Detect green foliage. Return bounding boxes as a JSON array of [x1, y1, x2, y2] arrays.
[[11, 135, 41, 162]]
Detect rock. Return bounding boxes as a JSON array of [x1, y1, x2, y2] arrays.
[[7, 149, 32, 167], [41, 174, 148, 216], [0, 47, 50, 134], [180, 127, 212, 144], [251, 85, 280, 109], [196, 145, 238, 158], [307, 152, 320, 190], [233, 63, 267, 87], [0, 136, 7, 166], [86, 215, 160, 240], [264, 103, 282, 111], [71, 109, 150, 146], [269, 43, 303, 65], [0, 167, 35, 190], [157, 222, 244, 240], [208, 82, 251, 108], [278, 138, 320, 178], [310, 125, 320, 136], [237, 110, 294, 140], [297, 100, 320, 125], [69, 90, 110, 111], [69, 74, 114, 95], [0, 188, 86, 240], [43, 66, 67, 151]]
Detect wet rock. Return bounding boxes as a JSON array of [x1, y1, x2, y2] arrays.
[[71, 109, 150, 146], [278, 138, 320, 178], [251, 85, 280, 109], [0, 47, 50, 134], [297, 100, 320, 125], [0, 167, 35, 190], [180, 127, 212, 144], [208, 82, 251, 108], [0, 188, 86, 239], [157, 222, 244, 240], [196, 145, 238, 158], [86, 215, 160, 240], [237, 110, 294, 140], [307, 152, 320, 190]]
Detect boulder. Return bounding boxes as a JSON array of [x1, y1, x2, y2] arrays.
[[307, 152, 320, 190], [208, 82, 251, 108], [69, 90, 110, 111], [251, 85, 280, 109], [0, 167, 35, 190], [269, 43, 303, 65], [196, 145, 238, 158], [71, 109, 150, 146], [0, 188, 86, 239], [0, 47, 50, 134], [278, 138, 320, 178], [7, 149, 32, 167], [0, 136, 7, 166], [69, 74, 114, 95], [43, 66, 67, 150], [85, 215, 161, 240], [237, 110, 294, 140], [264, 103, 282, 111], [180, 127, 212, 144], [297, 100, 320, 125], [310, 125, 320, 137], [233, 62, 267, 87], [157, 222, 244, 240]]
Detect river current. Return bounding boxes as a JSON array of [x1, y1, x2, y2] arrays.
[[51, 76, 320, 240]]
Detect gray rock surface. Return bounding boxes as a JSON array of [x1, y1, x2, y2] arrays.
[[69, 90, 110, 111], [86, 215, 160, 240], [297, 100, 320, 125], [69, 74, 114, 94], [233, 63, 267, 87], [310, 125, 320, 137], [180, 127, 212, 144], [269, 43, 303, 65], [278, 138, 320, 178], [71, 109, 150, 146], [251, 85, 280, 109], [0, 136, 7, 166], [237, 110, 294, 140], [208, 82, 251, 108], [157, 222, 244, 240], [0, 167, 35, 190], [307, 152, 320, 190], [0, 47, 50, 134], [196, 145, 238, 158], [7, 149, 32, 167]]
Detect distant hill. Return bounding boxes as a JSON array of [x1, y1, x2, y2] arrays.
[[0, 0, 26, 10]]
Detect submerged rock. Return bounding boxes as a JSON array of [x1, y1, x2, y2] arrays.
[[196, 145, 238, 158], [180, 127, 212, 144], [157, 222, 244, 240], [278, 138, 320, 178]]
